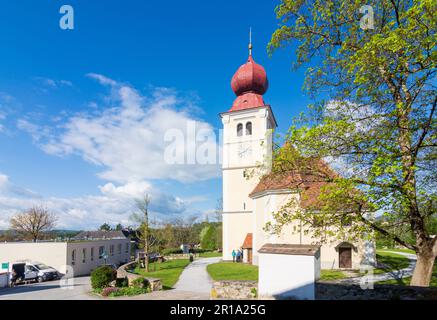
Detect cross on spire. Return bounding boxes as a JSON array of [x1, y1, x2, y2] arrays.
[[249, 27, 253, 56]]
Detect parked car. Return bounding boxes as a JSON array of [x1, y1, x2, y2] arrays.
[[10, 261, 59, 285]]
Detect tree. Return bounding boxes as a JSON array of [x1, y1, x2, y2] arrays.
[[268, 0, 436, 286], [10, 206, 57, 242], [114, 223, 123, 231], [200, 224, 217, 250], [131, 194, 156, 272], [99, 223, 112, 231]]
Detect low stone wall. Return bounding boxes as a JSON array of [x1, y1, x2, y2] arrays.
[[210, 279, 437, 300], [211, 281, 258, 300], [164, 253, 199, 260], [117, 261, 162, 291], [316, 282, 437, 300]]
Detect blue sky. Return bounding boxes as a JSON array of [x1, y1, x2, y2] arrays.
[[0, 0, 313, 230]]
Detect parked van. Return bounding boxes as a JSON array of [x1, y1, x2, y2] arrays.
[[10, 261, 59, 285]]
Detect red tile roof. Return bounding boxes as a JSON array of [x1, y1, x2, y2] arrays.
[[242, 233, 253, 249], [249, 157, 337, 209]]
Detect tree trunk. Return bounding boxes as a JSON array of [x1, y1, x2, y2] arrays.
[[410, 251, 435, 287], [144, 226, 149, 273]]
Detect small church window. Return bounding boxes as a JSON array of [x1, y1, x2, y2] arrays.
[[237, 123, 243, 137], [246, 122, 252, 135]]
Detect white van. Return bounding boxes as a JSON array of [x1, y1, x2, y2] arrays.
[[10, 261, 59, 284]]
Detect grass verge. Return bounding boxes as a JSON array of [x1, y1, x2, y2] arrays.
[[199, 251, 222, 258], [135, 259, 191, 290], [320, 270, 347, 281], [207, 262, 258, 281]]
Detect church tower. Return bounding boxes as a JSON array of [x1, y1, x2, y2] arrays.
[[220, 42, 277, 261]]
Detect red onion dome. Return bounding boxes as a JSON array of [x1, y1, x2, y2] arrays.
[[231, 55, 269, 96], [229, 54, 269, 112]]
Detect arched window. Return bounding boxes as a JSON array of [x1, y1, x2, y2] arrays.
[[237, 123, 243, 137], [246, 122, 252, 135]]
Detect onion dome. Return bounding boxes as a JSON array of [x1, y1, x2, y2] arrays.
[[229, 53, 269, 112]]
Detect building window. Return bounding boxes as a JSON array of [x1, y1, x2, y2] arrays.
[[71, 249, 76, 265], [99, 246, 105, 259], [125, 243, 129, 254], [91, 248, 94, 261], [237, 123, 243, 137], [118, 243, 122, 255], [245, 122, 252, 135], [110, 245, 114, 256], [82, 248, 86, 263]]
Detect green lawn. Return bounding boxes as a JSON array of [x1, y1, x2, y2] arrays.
[[374, 250, 411, 274], [378, 248, 416, 254], [207, 262, 258, 281], [320, 270, 348, 280], [377, 260, 437, 287], [134, 259, 190, 290], [199, 251, 222, 258]]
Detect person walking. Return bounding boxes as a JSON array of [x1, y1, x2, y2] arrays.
[[240, 249, 244, 263], [232, 249, 236, 262], [236, 249, 241, 263]]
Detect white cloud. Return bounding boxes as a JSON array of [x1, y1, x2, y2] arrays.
[[35, 77, 73, 89], [86, 73, 117, 86], [20, 74, 220, 183], [0, 173, 197, 230], [99, 181, 152, 199], [9, 75, 218, 229]]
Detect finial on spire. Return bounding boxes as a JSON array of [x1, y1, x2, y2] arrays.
[[249, 27, 253, 56]]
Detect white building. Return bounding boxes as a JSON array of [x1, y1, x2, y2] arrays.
[[0, 231, 131, 277], [221, 47, 375, 269]]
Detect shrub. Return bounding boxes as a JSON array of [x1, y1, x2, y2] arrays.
[[102, 287, 119, 297], [162, 248, 183, 255], [91, 266, 116, 289], [192, 248, 209, 254], [131, 277, 150, 289], [109, 286, 150, 297], [115, 277, 129, 288]]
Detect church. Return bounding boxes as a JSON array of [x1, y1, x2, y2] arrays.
[[220, 43, 374, 269]]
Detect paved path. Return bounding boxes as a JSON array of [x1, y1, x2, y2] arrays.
[[0, 276, 94, 300], [173, 257, 221, 293], [337, 251, 416, 285]]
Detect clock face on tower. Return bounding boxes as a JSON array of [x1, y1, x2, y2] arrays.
[[238, 143, 252, 159]]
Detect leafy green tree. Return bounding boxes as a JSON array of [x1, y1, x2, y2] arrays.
[[267, 0, 436, 286], [99, 223, 112, 232], [200, 225, 217, 250]]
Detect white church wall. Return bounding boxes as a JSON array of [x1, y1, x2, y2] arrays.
[[222, 212, 254, 261], [252, 192, 300, 265], [251, 191, 371, 269]]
